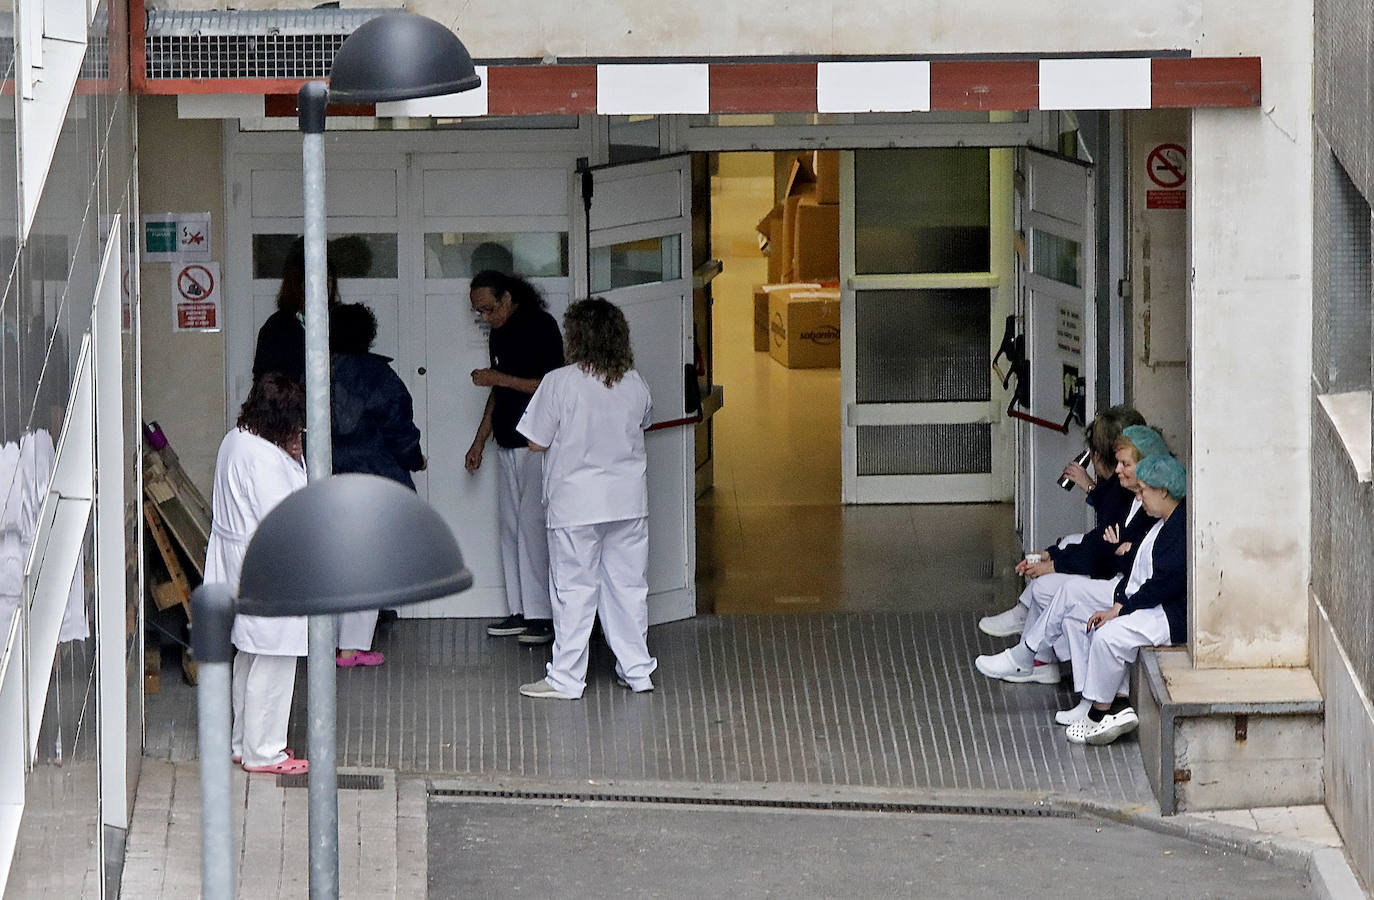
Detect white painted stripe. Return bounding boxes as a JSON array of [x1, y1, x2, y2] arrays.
[[176, 94, 265, 119], [1038, 58, 1152, 110], [816, 61, 930, 113], [596, 64, 710, 114], [376, 66, 489, 117]]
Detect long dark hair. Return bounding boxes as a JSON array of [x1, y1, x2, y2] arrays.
[[276, 237, 340, 314], [564, 297, 633, 387], [237, 373, 305, 448], [470, 270, 547, 311]]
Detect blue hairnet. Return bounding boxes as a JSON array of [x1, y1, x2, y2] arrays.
[[1135, 454, 1186, 499], [1122, 425, 1170, 461]]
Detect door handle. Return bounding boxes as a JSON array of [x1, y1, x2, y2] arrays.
[[417, 366, 427, 376]]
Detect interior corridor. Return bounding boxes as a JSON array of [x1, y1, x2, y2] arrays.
[[697, 152, 1021, 616]]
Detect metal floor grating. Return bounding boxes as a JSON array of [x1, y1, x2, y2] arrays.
[[147, 614, 1152, 804]]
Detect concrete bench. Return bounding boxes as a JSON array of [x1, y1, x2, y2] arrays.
[[1135, 647, 1325, 815]]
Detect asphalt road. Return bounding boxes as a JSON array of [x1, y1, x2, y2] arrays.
[[428, 797, 1314, 898]]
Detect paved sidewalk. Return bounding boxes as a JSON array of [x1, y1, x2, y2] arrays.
[[118, 761, 426, 899]]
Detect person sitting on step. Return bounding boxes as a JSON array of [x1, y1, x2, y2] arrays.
[[975, 425, 1171, 687], [978, 405, 1146, 640], [1060, 453, 1187, 744]]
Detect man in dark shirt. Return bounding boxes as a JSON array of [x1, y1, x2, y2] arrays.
[[465, 271, 565, 645]]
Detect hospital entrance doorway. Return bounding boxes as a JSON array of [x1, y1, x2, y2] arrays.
[[695, 149, 1026, 617]]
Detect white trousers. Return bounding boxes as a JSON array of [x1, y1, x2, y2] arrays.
[[1072, 606, 1172, 704], [231, 651, 297, 767], [1021, 573, 1107, 663], [545, 517, 657, 697], [1058, 578, 1124, 694], [1017, 573, 1072, 661], [498, 447, 552, 620], [335, 610, 377, 651]]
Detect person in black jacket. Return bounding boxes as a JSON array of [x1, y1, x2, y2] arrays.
[[329, 302, 425, 667], [1063, 454, 1187, 745], [978, 406, 1148, 639], [975, 425, 1167, 687], [465, 271, 565, 646], [252, 238, 340, 386]]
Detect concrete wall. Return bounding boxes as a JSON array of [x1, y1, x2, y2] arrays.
[[1126, 110, 1189, 459], [150, 1, 1213, 57], [1311, 0, 1374, 882], [1188, 2, 1313, 668], [137, 97, 228, 494]]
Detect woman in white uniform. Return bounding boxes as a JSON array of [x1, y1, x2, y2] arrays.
[[1064, 453, 1187, 745], [203, 374, 310, 774], [515, 297, 657, 700]]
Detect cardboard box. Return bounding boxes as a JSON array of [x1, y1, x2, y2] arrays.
[[812, 151, 839, 204], [791, 198, 839, 282], [779, 188, 817, 283], [756, 204, 786, 283], [769, 288, 841, 369], [755, 282, 823, 351]]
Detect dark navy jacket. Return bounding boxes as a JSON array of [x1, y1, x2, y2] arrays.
[[330, 352, 424, 489], [1049, 495, 1159, 580], [1086, 474, 1135, 530], [1115, 499, 1188, 645]]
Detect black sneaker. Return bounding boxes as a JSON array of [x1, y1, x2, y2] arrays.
[[517, 619, 555, 645], [486, 615, 527, 637]]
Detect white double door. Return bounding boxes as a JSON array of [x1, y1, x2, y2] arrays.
[[227, 142, 695, 623]]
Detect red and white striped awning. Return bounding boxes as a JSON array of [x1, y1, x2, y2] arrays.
[[153, 56, 1261, 116]]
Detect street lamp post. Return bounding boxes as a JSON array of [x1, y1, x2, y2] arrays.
[[192, 475, 474, 900], [293, 15, 481, 898]]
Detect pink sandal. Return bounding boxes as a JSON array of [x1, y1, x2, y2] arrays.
[[243, 756, 308, 774]]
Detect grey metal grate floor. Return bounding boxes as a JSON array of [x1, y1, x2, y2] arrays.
[[147, 614, 1152, 804]]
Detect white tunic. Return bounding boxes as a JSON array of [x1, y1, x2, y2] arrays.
[[517, 364, 653, 529], [204, 428, 308, 656]]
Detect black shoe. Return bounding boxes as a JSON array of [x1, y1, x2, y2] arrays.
[[517, 619, 555, 645], [487, 615, 527, 637]]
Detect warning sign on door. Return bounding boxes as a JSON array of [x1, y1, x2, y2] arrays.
[[173, 261, 221, 332], [1145, 143, 1187, 210]]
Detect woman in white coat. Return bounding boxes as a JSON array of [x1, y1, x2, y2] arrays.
[[204, 374, 310, 774], [516, 297, 657, 699]]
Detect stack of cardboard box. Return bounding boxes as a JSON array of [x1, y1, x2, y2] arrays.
[[753, 152, 841, 368]]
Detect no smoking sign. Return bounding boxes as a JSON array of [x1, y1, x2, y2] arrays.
[[1146, 142, 1187, 210], [172, 261, 221, 332]]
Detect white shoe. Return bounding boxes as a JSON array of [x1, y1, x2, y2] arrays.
[[1054, 699, 1093, 726], [978, 605, 1028, 637], [1066, 708, 1139, 745], [974, 649, 1060, 684], [519, 679, 580, 700], [614, 676, 655, 693]]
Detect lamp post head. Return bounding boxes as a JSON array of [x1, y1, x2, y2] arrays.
[[237, 474, 473, 617], [328, 12, 481, 103]]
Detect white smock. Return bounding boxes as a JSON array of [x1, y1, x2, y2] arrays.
[[204, 427, 308, 656]]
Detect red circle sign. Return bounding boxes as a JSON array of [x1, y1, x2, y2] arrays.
[[177, 264, 214, 301], [1146, 144, 1187, 189]]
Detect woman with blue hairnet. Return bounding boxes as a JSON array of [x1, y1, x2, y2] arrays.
[[975, 424, 1168, 686], [1061, 453, 1188, 745]]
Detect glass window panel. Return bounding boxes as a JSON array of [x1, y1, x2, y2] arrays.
[[854, 148, 990, 274], [423, 232, 569, 279], [857, 423, 992, 475], [1032, 230, 1081, 287], [590, 234, 681, 292], [856, 288, 991, 404], [252, 233, 398, 279]]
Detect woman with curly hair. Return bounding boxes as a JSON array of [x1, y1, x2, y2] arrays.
[[515, 297, 656, 699], [204, 373, 309, 774]]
